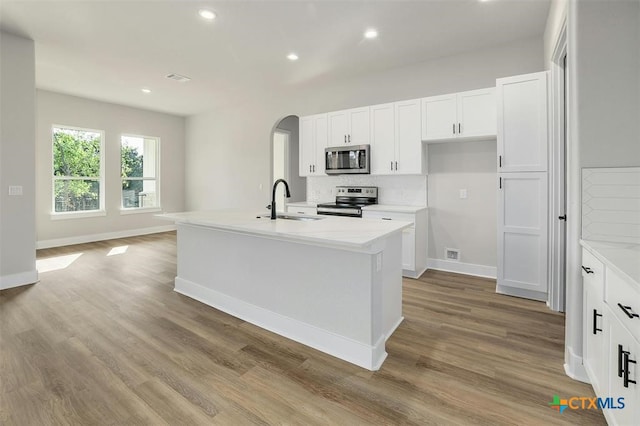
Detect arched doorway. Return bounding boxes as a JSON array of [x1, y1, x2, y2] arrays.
[[271, 115, 305, 212]]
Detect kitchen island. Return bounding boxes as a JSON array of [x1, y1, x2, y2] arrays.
[[158, 210, 411, 370]]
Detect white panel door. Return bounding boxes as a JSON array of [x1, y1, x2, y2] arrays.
[[395, 99, 423, 174], [369, 103, 395, 175], [497, 172, 548, 296], [327, 110, 349, 146], [313, 114, 328, 175], [497, 72, 548, 172], [348, 107, 370, 145], [457, 88, 496, 138], [298, 116, 314, 176], [421, 94, 457, 141]]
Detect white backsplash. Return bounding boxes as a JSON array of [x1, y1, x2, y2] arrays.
[[582, 167, 640, 244], [307, 175, 428, 206]]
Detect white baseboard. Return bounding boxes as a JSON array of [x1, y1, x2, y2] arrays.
[[427, 258, 497, 279], [36, 225, 176, 249], [564, 346, 589, 383], [175, 276, 387, 371], [0, 269, 38, 290], [496, 285, 548, 302], [403, 266, 427, 279]]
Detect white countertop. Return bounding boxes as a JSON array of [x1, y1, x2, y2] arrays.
[[581, 240, 640, 287], [158, 210, 412, 249], [362, 204, 428, 214]]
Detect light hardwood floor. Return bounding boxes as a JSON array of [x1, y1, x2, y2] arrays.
[[1, 232, 605, 425]]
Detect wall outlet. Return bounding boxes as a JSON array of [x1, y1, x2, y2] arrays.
[[8, 185, 23, 196], [459, 189, 467, 199], [445, 248, 460, 261]]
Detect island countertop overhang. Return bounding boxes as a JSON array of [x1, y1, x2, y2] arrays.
[[157, 210, 412, 251]]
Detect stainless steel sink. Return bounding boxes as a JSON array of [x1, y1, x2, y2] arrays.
[[257, 213, 324, 221]]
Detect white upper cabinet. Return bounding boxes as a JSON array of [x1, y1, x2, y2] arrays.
[[327, 107, 370, 146], [421, 88, 496, 142], [497, 72, 548, 172], [298, 114, 327, 177], [370, 99, 425, 175]]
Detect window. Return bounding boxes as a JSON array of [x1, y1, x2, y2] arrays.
[[52, 126, 104, 214], [121, 135, 160, 210]]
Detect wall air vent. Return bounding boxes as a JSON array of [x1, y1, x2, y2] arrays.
[[445, 248, 460, 262], [165, 73, 191, 83]]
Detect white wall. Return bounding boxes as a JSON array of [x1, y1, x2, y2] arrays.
[[35, 90, 186, 246], [186, 37, 543, 270], [0, 31, 37, 289], [427, 141, 497, 267]]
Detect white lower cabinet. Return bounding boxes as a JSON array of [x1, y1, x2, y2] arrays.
[[583, 247, 640, 426], [362, 208, 427, 278]]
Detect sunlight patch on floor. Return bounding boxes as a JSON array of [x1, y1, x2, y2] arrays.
[[107, 245, 129, 256], [36, 253, 83, 273]]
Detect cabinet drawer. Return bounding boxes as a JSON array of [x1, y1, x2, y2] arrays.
[[362, 211, 415, 225], [606, 268, 640, 343], [582, 249, 605, 281]]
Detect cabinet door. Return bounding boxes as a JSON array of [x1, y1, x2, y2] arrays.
[[395, 99, 423, 174], [313, 114, 328, 175], [457, 88, 496, 139], [608, 318, 639, 425], [497, 72, 548, 172], [583, 250, 607, 395], [421, 94, 457, 141], [299, 116, 315, 177], [497, 172, 548, 299], [348, 107, 370, 145], [370, 103, 395, 175], [327, 110, 349, 146]]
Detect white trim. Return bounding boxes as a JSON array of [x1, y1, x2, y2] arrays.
[[50, 210, 107, 220], [496, 285, 547, 302], [403, 266, 427, 279], [175, 276, 388, 371], [119, 207, 162, 215], [36, 225, 176, 249], [548, 18, 568, 313], [564, 346, 589, 383], [427, 258, 496, 279], [0, 270, 38, 290]]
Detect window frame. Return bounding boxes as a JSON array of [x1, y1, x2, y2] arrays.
[[119, 133, 161, 214], [50, 124, 106, 220]]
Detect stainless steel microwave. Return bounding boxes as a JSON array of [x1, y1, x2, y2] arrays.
[[325, 144, 370, 175]]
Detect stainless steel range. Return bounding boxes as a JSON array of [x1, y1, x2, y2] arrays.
[[316, 186, 378, 218]]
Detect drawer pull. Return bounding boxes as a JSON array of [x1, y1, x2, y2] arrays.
[[381, 218, 392, 221], [623, 352, 637, 388], [619, 344, 627, 378], [581, 266, 594, 274], [592, 309, 602, 335], [618, 303, 640, 319]]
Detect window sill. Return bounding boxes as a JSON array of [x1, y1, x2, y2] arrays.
[[120, 207, 162, 215], [50, 210, 107, 220]]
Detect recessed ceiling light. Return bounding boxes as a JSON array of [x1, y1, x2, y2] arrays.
[[141, 88, 151, 94], [199, 9, 216, 20], [364, 29, 378, 39], [287, 53, 299, 61]]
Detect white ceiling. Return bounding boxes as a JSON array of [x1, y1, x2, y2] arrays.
[[0, 0, 550, 117]]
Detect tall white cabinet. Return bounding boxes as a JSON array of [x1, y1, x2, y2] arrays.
[[299, 114, 327, 177], [496, 71, 549, 301]]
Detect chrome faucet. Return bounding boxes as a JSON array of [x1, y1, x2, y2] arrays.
[[271, 179, 291, 220]]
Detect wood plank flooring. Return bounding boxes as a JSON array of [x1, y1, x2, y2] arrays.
[[1, 232, 605, 425]]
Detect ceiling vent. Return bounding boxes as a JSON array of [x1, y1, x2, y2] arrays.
[[166, 73, 191, 83]]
